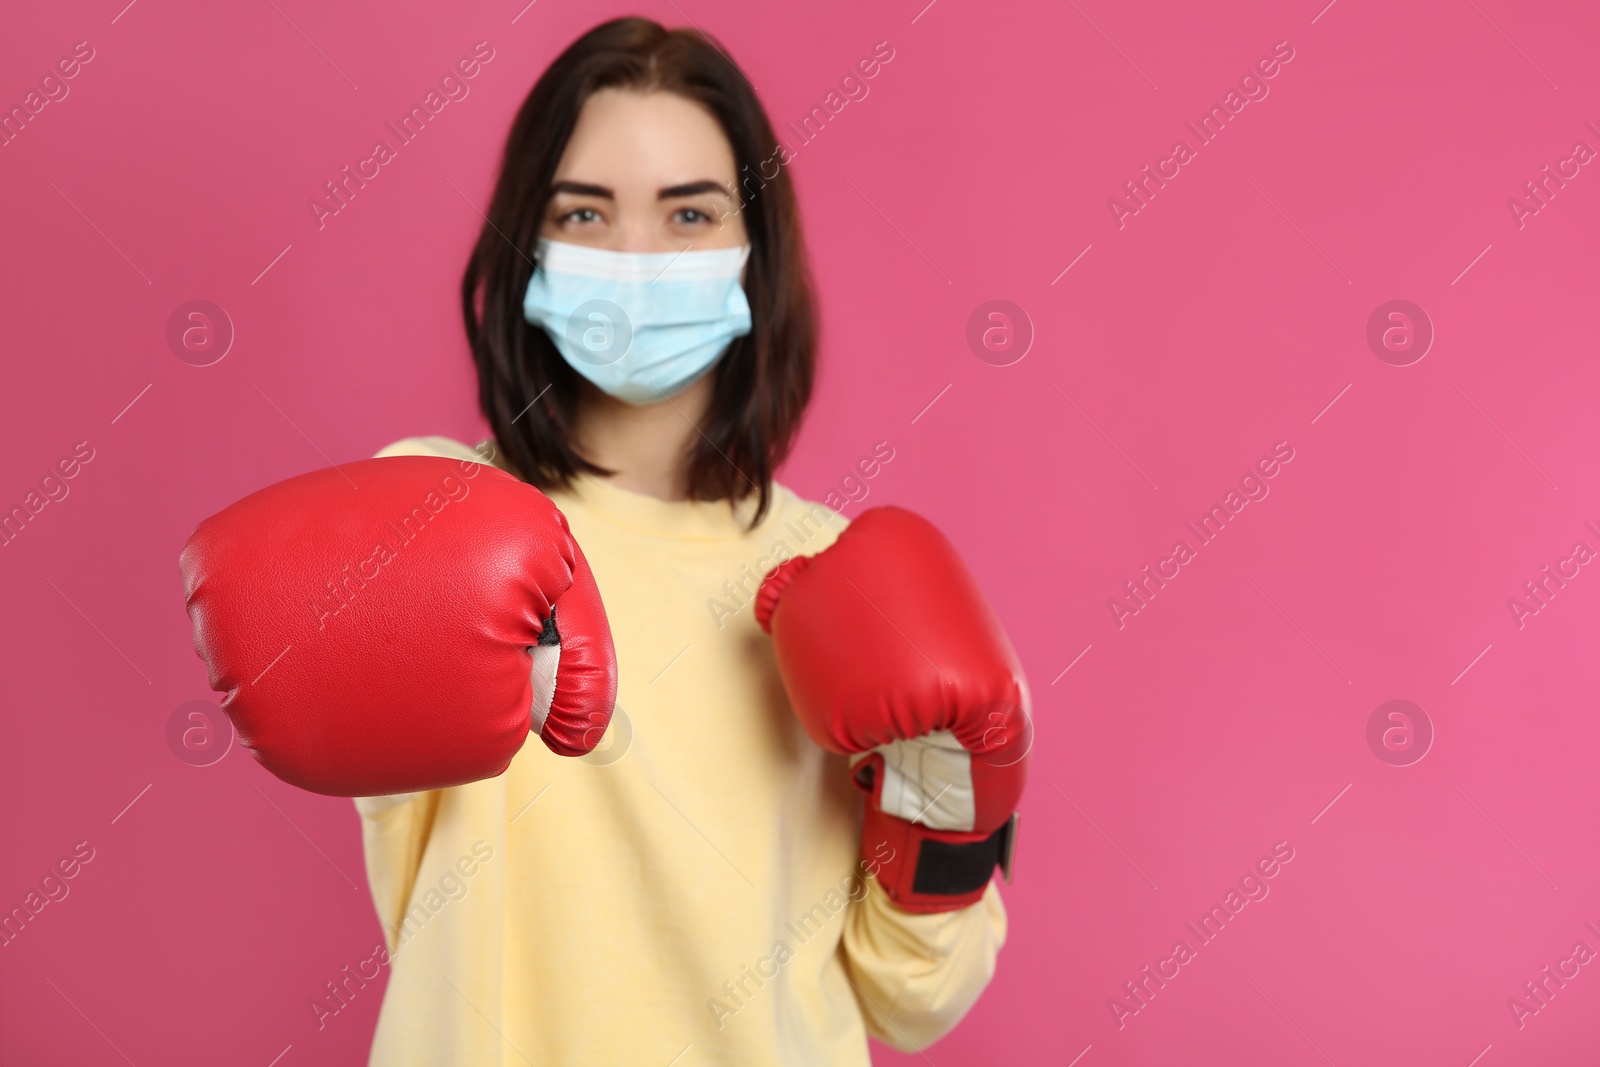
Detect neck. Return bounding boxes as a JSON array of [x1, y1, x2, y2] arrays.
[[571, 375, 714, 501]]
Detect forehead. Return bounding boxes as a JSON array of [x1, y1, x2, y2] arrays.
[[555, 88, 737, 190]]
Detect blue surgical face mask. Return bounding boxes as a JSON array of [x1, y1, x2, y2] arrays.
[[522, 238, 754, 405]]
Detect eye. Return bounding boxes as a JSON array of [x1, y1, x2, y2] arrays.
[[674, 206, 713, 225], [559, 207, 602, 226]]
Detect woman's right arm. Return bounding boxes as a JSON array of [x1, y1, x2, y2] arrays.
[[352, 435, 474, 952]]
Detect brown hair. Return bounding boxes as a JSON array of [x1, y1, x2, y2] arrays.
[[462, 17, 816, 527]]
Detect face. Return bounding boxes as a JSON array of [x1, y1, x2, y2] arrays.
[[540, 88, 748, 254]]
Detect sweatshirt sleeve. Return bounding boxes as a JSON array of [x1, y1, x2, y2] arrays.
[[373, 435, 491, 464], [353, 792, 441, 954], [839, 875, 1008, 1052]]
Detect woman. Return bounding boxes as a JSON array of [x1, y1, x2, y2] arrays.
[[358, 18, 1007, 1064]]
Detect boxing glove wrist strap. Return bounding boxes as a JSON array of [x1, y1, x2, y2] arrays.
[[861, 801, 1019, 914]]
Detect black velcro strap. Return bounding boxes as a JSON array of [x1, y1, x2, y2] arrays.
[[911, 814, 1019, 897], [536, 606, 561, 646]]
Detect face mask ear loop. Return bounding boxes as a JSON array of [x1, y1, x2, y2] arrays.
[[735, 243, 753, 290], [530, 238, 551, 286]]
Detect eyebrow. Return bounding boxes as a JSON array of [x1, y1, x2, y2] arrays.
[[548, 179, 733, 200], [660, 180, 733, 200]]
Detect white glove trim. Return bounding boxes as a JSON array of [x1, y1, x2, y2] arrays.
[[858, 730, 976, 832], [529, 641, 560, 736]]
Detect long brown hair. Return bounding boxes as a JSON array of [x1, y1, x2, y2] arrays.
[[462, 17, 816, 527]]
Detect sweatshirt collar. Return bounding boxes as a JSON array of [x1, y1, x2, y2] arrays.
[[478, 437, 786, 541], [550, 470, 776, 543]]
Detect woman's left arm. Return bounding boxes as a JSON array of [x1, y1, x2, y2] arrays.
[[839, 876, 1008, 1052]]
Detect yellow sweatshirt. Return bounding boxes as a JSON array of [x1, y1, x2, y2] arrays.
[[352, 435, 1006, 1066]]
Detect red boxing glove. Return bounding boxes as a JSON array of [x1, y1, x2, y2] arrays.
[[756, 507, 1029, 913], [179, 455, 617, 797]]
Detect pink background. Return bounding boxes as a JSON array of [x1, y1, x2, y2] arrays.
[[2, 0, 1597, 1063]]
